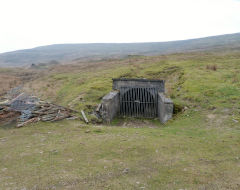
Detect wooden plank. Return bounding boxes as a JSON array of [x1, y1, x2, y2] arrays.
[[81, 110, 89, 124]]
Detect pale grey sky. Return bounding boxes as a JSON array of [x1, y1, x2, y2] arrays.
[[0, 0, 240, 53]]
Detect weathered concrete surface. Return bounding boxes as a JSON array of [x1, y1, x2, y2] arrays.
[[100, 78, 173, 124], [101, 91, 120, 123], [113, 78, 165, 93], [158, 93, 173, 123]]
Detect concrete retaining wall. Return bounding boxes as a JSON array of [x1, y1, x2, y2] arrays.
[[158, 93, 173, 123], [100, 91, 120, 123]]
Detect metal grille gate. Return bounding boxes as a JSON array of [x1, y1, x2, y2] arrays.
[[119, 87, 158, 118]]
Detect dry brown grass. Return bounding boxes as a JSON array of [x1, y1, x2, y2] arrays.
[[0, 74, 20, 96]]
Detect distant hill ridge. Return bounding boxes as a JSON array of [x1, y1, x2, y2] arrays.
[[0, 32, 240, 67]]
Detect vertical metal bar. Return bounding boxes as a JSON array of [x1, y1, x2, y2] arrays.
[[139, 88, 141, 117], [138, 88, 140, 117], [121, 88, 123, 116], [123, 88, 124, 116], [150, 88, 153, 117], [127, 88, 130, 116], [136, 88, 138, 117], [129, 88, 131, 117], [154, 88, 157, 117], [122, 88, 124, 116], [153, 88, 155, 117], [143, 88, 147, 117], [152, 88, 155, 117], [130, 88, 132, 117], [133, 88, 135, 117], [137, 88, 139, 117], [155, 88, 158, 117], [124, 88, 126, 116], [143, 88, 146, 117], [149, 88, 151, 117], [141, 88, 143, 116], [147, 88, 150, 118], [123, 88, 127, 116], [120, 88, 122, 115]]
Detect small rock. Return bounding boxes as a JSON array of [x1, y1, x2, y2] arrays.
[[68, 159, 73, 162], [1, 168, 7, 172], [51, 149, 58, 154], [0, 138, 7, 142], [136, 181, 140, 185], [122, 168, 129, 174], [232, 119, 239, 123], [85, 130, 91, 133]]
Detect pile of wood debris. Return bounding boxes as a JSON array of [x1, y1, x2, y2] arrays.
[[0, 106, 20, 124], [0, 91, 77, 127]]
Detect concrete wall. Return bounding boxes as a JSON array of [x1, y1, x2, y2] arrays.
[[100, 91, 120, 123], [112, 78, 165, 93], [158, 93, 173, 123], [99, 79, 174, 124]]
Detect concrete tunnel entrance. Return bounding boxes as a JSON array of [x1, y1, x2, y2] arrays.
[[98, 78, 174, 124]]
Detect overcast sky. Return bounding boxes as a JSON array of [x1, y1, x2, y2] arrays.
[[0, 0, 240, 53]]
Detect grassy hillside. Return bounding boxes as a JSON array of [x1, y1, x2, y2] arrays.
[[24, 50, 240, 120], [0, 32, 240, 67], [1, 49, 240, 189]]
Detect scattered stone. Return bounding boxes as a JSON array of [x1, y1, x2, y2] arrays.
[[122, 168, 129, 174], [1, 168, 7, 172], [232, 119, 239, 123], [85, 130, 91, 133], [207, 114, 216, 119], [51, 150, 58, 154], [0, 138, 7, 142]]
